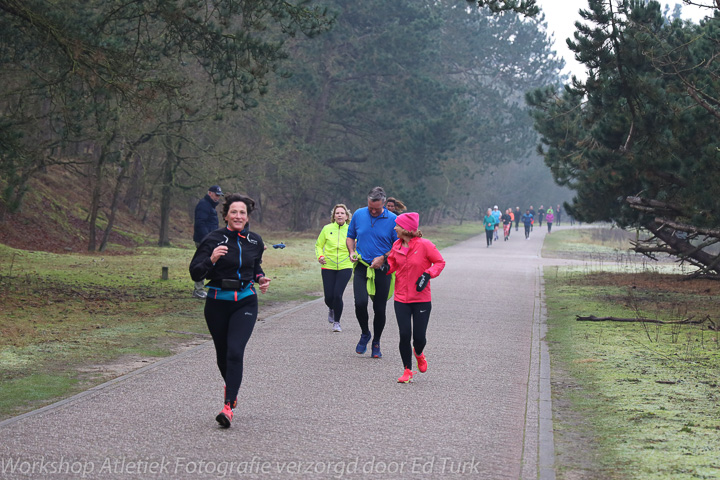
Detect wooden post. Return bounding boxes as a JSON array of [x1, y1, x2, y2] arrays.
[[161, 266, 169, 280]]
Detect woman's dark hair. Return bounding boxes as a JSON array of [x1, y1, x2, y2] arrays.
[[386, 197, 406, 213], [222, 193, 256, 221]]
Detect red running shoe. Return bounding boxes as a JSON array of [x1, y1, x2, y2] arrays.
[[414, 349, 427, 373], [216, 402, 234, 428], [397, 368, 414, 383]]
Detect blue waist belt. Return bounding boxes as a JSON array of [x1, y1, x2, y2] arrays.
[[207, 283, 255, 301]]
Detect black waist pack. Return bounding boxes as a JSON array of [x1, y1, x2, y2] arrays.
[[221, 279, 241, 290]]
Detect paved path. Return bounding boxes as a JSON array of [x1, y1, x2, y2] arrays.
[[1, 225, 563, 479]]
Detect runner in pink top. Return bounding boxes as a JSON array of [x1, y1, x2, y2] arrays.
[[386, 212, 446, 383]]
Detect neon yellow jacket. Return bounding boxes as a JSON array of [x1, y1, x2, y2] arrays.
[[315, 222, 353, 270]]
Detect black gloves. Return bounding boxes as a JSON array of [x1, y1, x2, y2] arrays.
[[416, 272, 431, 292]]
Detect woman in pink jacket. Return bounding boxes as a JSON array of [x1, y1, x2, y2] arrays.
[[387, 212, 446, 383]]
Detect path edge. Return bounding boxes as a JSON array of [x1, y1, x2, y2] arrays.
[[0, 297, 325, 429]]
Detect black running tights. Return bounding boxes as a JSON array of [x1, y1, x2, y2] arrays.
[[321, 268, 352, 323], [204, 296, 258, 406], [395, 301, 432, 370], [485, 230, 493, 246], [352, 262, 392, 341]]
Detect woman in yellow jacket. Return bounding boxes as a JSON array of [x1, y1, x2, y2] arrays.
[[315, 204, 353, 332]]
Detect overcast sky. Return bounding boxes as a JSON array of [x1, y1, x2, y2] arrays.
[[534, 0, 713, 78]]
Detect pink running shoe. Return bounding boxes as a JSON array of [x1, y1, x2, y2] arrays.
[[216, 403, 234, 428], [414, 349, 427, 373], [397, 368, 414, 383]]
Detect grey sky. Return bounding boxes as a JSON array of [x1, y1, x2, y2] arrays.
[[535, 0, 711, 79]]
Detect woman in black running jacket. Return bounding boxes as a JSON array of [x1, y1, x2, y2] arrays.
[[189, 193, 271, 428]]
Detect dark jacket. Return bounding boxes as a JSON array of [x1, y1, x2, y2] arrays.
[[193, 195, 220, 243], [189, 226, 266, 295]]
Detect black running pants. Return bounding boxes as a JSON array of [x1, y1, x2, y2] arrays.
[[321, 268, 352, 323], [204, 296, 258, 406], [395, 301, 432, 370], [485, 229, 493, 246], [352, 262, 392, 341]]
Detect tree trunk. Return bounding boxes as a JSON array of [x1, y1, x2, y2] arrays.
[[644, 222, 720, 275], [626, 196, 720, 277], [157, 145, 174, 247], [99, 159, 128, 252], [123, 156, 145, 214], [87, 147, 105, 252]]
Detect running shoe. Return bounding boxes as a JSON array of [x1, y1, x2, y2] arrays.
[[397, 368, 414, 383], [371, 341, 382, 358], [216, 402, 234, 428], [356, 333, 372, 354], [327, 308, 334, 324], [332, 322, 342, 332], [414, 349, 427, 373], [192, 290, 207, 299]]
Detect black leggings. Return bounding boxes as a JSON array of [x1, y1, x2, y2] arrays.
[[352, 262, 392, 341], [321, 268, 352, 323], [547, 222, 553, 233], [525, 224, 531, 238], [204, 296, 258, 406], [485, 230, 493, 246], [395, 301, 431, 370]]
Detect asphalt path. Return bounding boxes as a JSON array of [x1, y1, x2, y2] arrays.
[[0, 223, 564, 480]]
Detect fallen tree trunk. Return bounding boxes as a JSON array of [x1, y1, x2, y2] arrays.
[[624, 196, 720, 277], [576, 315, 715, 329]]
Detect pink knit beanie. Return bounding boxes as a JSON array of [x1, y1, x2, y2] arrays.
[[396, 212, 419, 232]]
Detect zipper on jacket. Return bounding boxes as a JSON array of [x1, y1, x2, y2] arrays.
[[236, 235, 242, 280], [335, 223, 341, 267]]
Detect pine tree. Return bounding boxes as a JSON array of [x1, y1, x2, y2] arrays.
[[527, 0, 720, 276]]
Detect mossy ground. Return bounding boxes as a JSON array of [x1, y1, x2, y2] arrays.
[[544, 229, 720, 480]]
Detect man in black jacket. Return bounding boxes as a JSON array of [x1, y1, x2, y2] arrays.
[[192, 185, 223, 298]]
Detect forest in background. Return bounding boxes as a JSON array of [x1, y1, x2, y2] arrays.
[[0, 0, 570, 251]]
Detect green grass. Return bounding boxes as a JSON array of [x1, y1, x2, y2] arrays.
[[544, 229, 720, 479], [0, 222, 482, 420], [0, 375, 79, 416], [542, 225, 636, 259]]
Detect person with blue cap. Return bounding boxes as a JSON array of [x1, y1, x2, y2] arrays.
[[192, 185, 223, 298]]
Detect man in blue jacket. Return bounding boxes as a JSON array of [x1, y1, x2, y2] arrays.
[[192, 185, 223, 298], [346, 186, 398, 359]]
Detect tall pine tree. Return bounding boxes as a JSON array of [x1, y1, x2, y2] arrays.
[[527, 0, 720, 276]]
